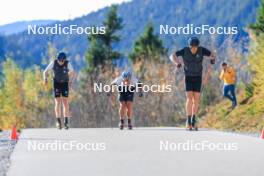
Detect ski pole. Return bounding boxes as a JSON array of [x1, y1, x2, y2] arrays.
[[107, 92, 113, 129]]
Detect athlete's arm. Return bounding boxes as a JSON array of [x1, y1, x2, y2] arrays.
[[202, 47, 216, 64], [68, 62, 76, 87], [43, 61, 54, 85], [170, 49, 184, 68], [209, 52, 216, 64], [107, 77, 120, 96]]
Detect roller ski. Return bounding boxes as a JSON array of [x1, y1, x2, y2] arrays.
[[127, 119, 133, 130], [191, 115, 198, 131], [119, 119, 124, 130], [193, 124, 198, 131], [64, 117, 69, 130], [56, 118, 62, 130], [186, 117, 192, 131]]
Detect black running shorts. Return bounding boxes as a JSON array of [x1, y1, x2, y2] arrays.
[[118, 92, 134, 102], [53, 82, 69, 97], [185, 76, 202, 92]]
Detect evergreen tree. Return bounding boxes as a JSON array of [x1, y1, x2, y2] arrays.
[[85, 5, 123, 72], [249, 0, 264, 34], [129, 23, 167, 63], [248, 0, 264, 95]]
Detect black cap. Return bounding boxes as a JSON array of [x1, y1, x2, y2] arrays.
[[222, 62, 227, 66], [57, 52, 67, 61], [188, 37, 200, 47]]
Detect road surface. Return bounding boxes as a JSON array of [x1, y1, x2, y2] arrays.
[[7, 128, 264, 176]]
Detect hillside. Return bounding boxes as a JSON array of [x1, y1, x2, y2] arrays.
[[1, 0, 260, 69], [200, 93, 264, 133], [201, 31, 264, 133]]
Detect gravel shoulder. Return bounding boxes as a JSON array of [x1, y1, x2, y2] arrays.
[[0, 131, 17, 176]]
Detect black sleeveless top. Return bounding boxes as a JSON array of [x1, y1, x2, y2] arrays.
[[52, 60, 69, 83]]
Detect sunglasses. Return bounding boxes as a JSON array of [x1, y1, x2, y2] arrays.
[[58, 59, 65, 63]]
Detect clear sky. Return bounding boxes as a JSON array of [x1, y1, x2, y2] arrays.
[[0, 0, 131, 25]]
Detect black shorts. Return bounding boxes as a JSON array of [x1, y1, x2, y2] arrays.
[[53, 82, 69, 97], [118, 92, 134, 102], [185, 76, 202, 92]]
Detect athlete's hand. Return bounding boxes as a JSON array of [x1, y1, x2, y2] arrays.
[[138, 92, 143, 97], [176, 62, 182, 68], [210, 58, 215, 65]]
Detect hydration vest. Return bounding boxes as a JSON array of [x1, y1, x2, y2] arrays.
[[182, 47, 204, 76], [53, 60, 69, 83]]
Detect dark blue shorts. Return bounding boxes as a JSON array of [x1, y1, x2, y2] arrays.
[[118, 92, 134, 102]]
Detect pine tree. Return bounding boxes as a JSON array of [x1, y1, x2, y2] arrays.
[[248, 0, 264, 95], [129, 22, 167, 63], [85, 5, 123, 72], [249, 0, 264, 34]]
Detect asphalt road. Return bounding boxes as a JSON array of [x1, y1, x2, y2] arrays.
[[7, 128, 264, 176]]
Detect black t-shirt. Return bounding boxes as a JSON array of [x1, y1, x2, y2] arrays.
[[176, 47, 211, 57], [175, 47, 212, 76]]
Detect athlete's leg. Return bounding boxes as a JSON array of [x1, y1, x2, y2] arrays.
[[61, 97, 70, 128], [186, 91, 194, 127], [62, 97, 70, 117], [119, 101, 126, 120], [126, 101, 133, 119], [186, 91, 194, 116], [191, 92, 200, 128], [192, 92, 201, 115], [55, 97, 62, 129], [126, 101, 133, 129], [55, 97, 62, 118], [118, 101, 126, 129]]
